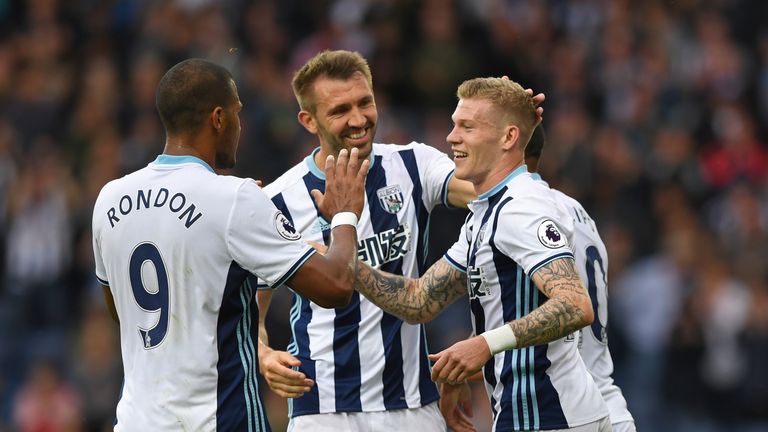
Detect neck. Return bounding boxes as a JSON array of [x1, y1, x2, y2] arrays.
[[474, 158, 525, 196], [163, 135, 215, 168], [314, 146, 331, 169]]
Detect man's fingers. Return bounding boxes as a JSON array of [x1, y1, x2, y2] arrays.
[[429, 352, 444, 381], [307, 240, 328, 254], [357, 158, 369, 180], [324, 154, 336, 183], [347, 147, 359, 173], [310, 189, 324, 207], [336, 148, 349, 178]]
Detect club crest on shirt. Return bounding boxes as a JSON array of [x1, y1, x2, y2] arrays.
[[275, 212, 300, 241], [377, 185, 404, 214], [474, 223, 487, 249], [537, 219, 567, 248]]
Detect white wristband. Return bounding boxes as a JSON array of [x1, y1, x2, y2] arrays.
[[480, 324, 517, 355], [330, 212, 358, 230]]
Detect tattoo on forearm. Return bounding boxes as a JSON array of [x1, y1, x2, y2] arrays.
[[356, 259, 466, 323], [509, 258, 590, 347]]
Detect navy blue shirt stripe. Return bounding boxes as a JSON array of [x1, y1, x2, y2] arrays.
[[290, 293, 319, 416], [366, 155, 407, 409], [301, 174, 331, 245], [395, 149, 439, 407], [217, 262, 270, 431], [398, 149, 430, 272]]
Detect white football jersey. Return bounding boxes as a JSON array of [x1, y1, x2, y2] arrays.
[[259, 143, 454, 417], [444, 166, 608, 431], [533, 174, 634, 425], [92, 155, 315, 431]]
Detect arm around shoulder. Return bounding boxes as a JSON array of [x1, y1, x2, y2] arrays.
[[355, 257, 467, 324]]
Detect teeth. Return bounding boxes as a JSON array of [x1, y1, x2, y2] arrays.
[[348, 130, 366, 140], [454, 151, 468, 158]]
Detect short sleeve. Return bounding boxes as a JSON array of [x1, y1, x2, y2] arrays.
[[443, 218, 471, 273], [492, 196, 574, 276], [409, 143, 456, 210], [92, 227, 109, 286], [226, 180, 316, 288], [92, 195, 109, 286]]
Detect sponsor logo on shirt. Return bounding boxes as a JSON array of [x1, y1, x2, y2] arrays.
[[467, 266, 490, 299], [358, 223, 411, 268], [377, 185, 404, 214]]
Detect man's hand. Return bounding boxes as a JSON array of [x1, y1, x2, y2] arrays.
[[310, 148, 369, 220], [429, 336, 492, 384], [501, 76, 545, 127], [307, 240, 328, 255], [259, 345, 314, 398], [439, 382, 476, 432]]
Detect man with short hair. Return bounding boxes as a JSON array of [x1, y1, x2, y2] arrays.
[[92, 58, 367, 431], [255, 49, 486, 431], [525, 126, 636, 432], [351, 77, 610, 431]]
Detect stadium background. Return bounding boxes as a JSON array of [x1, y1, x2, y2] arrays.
[[1, 0, 767, 431]]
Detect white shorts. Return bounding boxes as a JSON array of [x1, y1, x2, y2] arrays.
[[287, 402, 445, 432], [549, 416, 612, 432]]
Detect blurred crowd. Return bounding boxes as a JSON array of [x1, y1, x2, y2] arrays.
[[1, 0, 767, 431]]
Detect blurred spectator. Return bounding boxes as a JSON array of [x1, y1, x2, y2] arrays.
[[12, 361, 81, 432], [71, 307, 121, 432], [0, 1, 767, 431]]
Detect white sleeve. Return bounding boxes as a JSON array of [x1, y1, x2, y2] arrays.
[[443, 217, 471, 273], [493, 196, 574, 276], [226, 179, 316, 288], [410, 143, 456, 210], [92, 194, 109, 286]]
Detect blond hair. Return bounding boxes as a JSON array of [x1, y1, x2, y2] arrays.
[[457, 77, 536, 148], [291, 50, 373, 113]]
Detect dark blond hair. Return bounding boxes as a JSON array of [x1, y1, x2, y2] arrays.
[[457, 77, 536, 149], [291, 50, 373, 113]]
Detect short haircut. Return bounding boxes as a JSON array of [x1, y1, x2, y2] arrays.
[[526, 125, 546, 160], [291, 50, 373, 113], [156, 58, 234, 134], [456, 78, 536, 149]]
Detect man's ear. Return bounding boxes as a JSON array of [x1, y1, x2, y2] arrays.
[[211, 106, 225, 132], [298, 110, 318, 134], [501, 124, 520, 151]]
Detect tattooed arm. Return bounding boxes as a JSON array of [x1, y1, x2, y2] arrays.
[[509, 256, 594, 347], [429, 256, 593, 384], [355, 258, 467, 324]]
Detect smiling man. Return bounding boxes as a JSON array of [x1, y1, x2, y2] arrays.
[[255, 50, 476, 431], [350, 77, 610, 432]]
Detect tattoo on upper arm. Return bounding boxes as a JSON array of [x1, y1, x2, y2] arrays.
[[356, 259, 467, 323], [508, 257, 590, 347]]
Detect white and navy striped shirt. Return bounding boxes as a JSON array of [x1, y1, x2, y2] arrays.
[[260, 143, 455, 417], [533, 174, 634, 426], [93, 155, 316, 431], [444, 165, 608, 431]]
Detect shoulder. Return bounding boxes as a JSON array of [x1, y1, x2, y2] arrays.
[[549, 187, 586, 214], [263, 160, 311, 197], [502, 175, 560, 212]]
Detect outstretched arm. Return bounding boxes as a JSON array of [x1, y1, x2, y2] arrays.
[[430, 257, 593, 383], [355, 257, 468, 324]]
